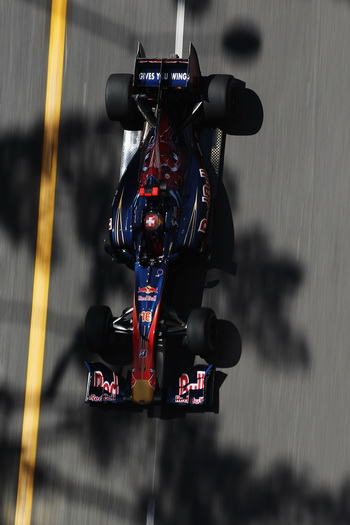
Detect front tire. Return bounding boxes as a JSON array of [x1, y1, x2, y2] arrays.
[[85, 305, 132, 365], [85, 305, 112, 353], [187, 307, 218, 357]]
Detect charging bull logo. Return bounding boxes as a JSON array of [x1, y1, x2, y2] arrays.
[[138, 286, 158, 294]]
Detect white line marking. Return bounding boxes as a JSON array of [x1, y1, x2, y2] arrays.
[[296, 236, 300, 261], [175, 0, 185, 57], [83, 81, 87, 106], [146, 417, 160, 525], [146, 496, 156, 525]]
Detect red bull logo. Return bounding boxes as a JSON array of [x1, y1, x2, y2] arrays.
[[178, 371, 205, 395], [174, 371, 206, 404], [93, 371, 119, 396], [138, 286, 158, 294]]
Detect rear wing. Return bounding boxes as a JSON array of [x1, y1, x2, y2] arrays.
[[133, 43, 201, 92], [135, 59, 189, 88]]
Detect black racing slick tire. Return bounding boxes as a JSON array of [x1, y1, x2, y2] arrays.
[[187, 307, 218, 357], [85, 305, 132, 365], [203, 74, 235, 129], [85, 305, 112, 354], [105, 73, 144, 130]]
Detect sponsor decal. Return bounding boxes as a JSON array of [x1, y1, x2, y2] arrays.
[[139, 72, 156, 81], [138, 286, 158, 294], [199, 169, 211, 206], [138, 72, 188, 81], [190, 396, 205, 405], [155, 268, 164, 278], [173, 395, 205, 405], [88, 394, 103, 402], [166, 366, 213, 405], [170, 72, 188, 81], [138, 295, 157, 302], [93, 371, 119, 396], [179, 371, 205, 396], [88, 393, 118, 402], [148, 370, 156, 390], [140, 311, 152, 323], [144, 212, 163, 231], [178, 373, 190, 395], [198, 218, 207, 233], [139, 349, 148, 358], [108, 217, 113, 230], [198, 169, 210, 233], [173, 372, 206, 405], [175, 395, 189, 404], [145, 213, 158, 229]]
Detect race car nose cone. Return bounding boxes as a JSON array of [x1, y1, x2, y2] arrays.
[[144, 212, 163, 231], [132, 380, 155, 404]]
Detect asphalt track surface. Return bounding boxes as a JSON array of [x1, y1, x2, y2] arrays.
[[2, 1, 350, 524]]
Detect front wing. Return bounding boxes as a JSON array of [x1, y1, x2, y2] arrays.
[[84, 361, 215, 406]]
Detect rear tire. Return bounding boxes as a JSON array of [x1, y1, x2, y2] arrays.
[[203, 74, 235, 129], [105, 73, 144, 130], [187, 307, 218, 356]]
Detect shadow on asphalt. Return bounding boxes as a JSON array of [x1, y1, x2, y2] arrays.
[[0, 103, 308, 399], [1, 106, 309, 521], [138, 417, 350, 524], [0, 123, 43, 254], [3, 384, 350, 524], [223, 20, 262, 62], [0, 4, 338, 524]]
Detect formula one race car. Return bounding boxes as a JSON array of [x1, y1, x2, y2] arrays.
[[84, 44, 246, 409]]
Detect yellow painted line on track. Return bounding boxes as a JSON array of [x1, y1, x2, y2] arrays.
[[14, 1, 68, 524]]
